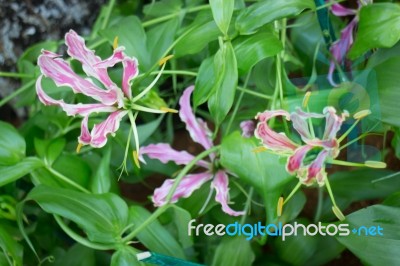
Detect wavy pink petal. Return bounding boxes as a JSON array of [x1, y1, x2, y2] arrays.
[[122, 57, 139, 99], [331, 3, 356, 16], [94, 48, 138, 98], [290, 108, 324, 142], [90, 110, 128, 148], [328, 19, 357, 86], [139, 143, 210, 169], [211, 171, 245, 216], [323, 107, 347, 140], [36, 76, 117, 116], [78, 116, 91, 144], [152, 172, 213, 206], [305, 150, 329, 185], [179, 86, 213, 150], [65, 30, 115, 88], [240, 120, 255, 138], [37, 51, 120, 105], [94, 47, 125, 68], [254, 110, 298, 152], [286, 145, 313, 173]]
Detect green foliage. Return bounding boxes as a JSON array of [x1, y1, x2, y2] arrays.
[[2, 0, 400, 265]]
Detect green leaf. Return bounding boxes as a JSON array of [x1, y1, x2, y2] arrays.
[[208, 41, 238, 125], [167, 206, 194, 249], [147, 18, 179, 64], [349, 3, 400, 59], [0, 157, 43, 187], [143, 0, 182, 17], [233, 30, 283, 74], [91, 146, 111, 194], [174, 12, 220, 57], [0, 121, 26, 166], [336, 205, 400, 265], [210, 0, 234, 35], [46, 138, 66, 165], [25, 185, 129, 244], [100, 16, 150, 70], [128, 206, 186, 259], [211, 236, 255, 266], [236, 0, 314, 35], [111, 246, 143, 266], [194, 57, 216, 107], [275, 227, 345, 266], [220, 132, 292, 222], [52, 154, 91, 188], [368, 56, 400, 127], [53, 244, 95, 266], [0, 225, 23, 266]]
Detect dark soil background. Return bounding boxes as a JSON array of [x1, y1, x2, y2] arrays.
[[0, 0, 106, 123]]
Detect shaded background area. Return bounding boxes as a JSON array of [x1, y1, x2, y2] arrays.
[[0, 0, 106, 123]]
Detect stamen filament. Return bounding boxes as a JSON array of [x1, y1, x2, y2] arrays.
[[252, 146, 267, 153], [132, 103, 173, 113], [283, 181, 302, 205], [338, 119, 360, 143], [131, 60, 167, 103], [128, 111, 140, 168]]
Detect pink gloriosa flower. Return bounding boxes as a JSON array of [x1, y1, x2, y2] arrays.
[[36, 30, 173, 153], [140, 86, 245, 216], [240, 120, 255, 138], [255, 107, 348, 185], [328, 1, 372, 86]]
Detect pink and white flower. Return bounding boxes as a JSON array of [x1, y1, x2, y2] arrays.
[[140, 86, 245, 216], [328, 1, 372, 86], [36, 30, 173, 153], [255, 107, 348, 185]]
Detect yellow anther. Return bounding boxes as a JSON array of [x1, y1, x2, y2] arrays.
[[160, 107, 178, 113], [252, 146, 267, 153], [302, 91, 311, 108], [277, 197, 284, 217], [353, 109, 371, 120], [332, 206, 346, 221], [76, 143, 83, 153], [158, 55, 174, 66], [364, 160, 387, 169], [132, 150, 141, 169], [113, 36, 119, 50]]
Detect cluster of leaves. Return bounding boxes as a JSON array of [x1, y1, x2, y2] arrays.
[[1, 0, 400, 265]]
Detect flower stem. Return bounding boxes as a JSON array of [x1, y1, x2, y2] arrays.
[[236, 87, 273, 100], [45, 166, 91, 194], [314, 187, 324, 223], [0, 72, 34, 78], [324, 177, 337, 206], [101, 0, 116, 30], [54, 215, 116, 250], [283, 181, 302, 205], [0, 79, 35, 108], [142, 5, 210, 28], [122, 145, 219, 243], [240, 187, 254, 225], [226, 70, 252, 133]]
